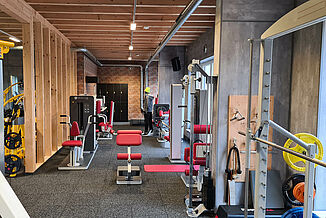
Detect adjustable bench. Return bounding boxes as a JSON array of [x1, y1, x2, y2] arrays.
[[116, 130, 142, 185]]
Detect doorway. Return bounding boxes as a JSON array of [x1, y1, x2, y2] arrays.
[[97, 84, 128, 122]]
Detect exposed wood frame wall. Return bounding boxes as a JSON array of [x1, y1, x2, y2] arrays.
[[1, 0, 77, 173]]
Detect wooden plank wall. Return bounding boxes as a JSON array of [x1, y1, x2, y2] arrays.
[[23, 18, 76, 173]]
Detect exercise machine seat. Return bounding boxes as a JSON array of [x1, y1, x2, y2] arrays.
[[185, 169, 199, 176], [194, 125, 211, 134], [117, 153, 142, 160], [164, 135, 170, 142], [70, 121, 80, 137], [117, 130, 142, 135], [62, 140, 82, 147], [116, 134, 142, 146]]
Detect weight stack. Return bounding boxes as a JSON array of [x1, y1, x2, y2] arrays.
[[202, 171, 215, 210]]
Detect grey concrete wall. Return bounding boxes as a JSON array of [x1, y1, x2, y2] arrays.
[[158, 46, 185, 104], [185, 27, 214, 66], [212, 0, 294, 207]]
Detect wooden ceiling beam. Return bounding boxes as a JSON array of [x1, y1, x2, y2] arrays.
[[58, 26, 209, 32], [26, 0, 216, 6], [41, 13, 215, 22], [31, 5, 215, 15], [0, 0, 33, 23], [49, 20, 214, 27]]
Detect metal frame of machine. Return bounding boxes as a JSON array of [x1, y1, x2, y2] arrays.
[[244, 1, 326, 217]]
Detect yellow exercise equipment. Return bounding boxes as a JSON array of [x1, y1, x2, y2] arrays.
[[283, 133, 323, 172], [0, 40, 15, 59]]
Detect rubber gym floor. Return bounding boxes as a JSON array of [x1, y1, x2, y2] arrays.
[[6, 125, 211, 218]]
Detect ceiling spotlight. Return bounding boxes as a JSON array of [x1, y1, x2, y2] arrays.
[[143, 26, 150, 30], [129, 45, 134, 50], [128, 56, 132, 60], [130, 22, 137, 31], [9, 36, 21, 43]]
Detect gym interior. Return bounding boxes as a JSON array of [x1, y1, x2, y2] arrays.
[[1, 0, 326, 217]]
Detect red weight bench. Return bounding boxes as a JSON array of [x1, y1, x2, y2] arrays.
[[61, 121, 85, 167], [116, 132, 142, 185], [182, 143, 210, 191]]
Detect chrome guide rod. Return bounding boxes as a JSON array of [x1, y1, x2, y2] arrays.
[[244, 39, 254, 218]]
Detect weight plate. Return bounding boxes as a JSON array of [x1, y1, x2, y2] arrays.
[[293, 182, 316, 203], [5, 155, 22, 175], [282, 174, 316, 206], [282, 208, 320, 218], [283, 133, 323, 172], [5, 132, 22, 149]]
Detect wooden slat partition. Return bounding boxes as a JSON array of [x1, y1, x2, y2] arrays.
[[2, 0, 75, 173], [23, 22, 36, 173], [50, 31, 58, 151], [43, 27, 52, 157], [62, 43, 68, 141], [57, 37, 63, 146], [34, 21, 45, 163], [73, 52, 78, 95]]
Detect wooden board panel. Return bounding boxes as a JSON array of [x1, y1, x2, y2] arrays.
[[50, 31, 58, 151], [43, 27, 51, 156], [57, 37, 63, 146], [62, 43, 68, 141], [22, 22, 36, 173], [34, 21, 45, 163], [228, 95, 274, 182]]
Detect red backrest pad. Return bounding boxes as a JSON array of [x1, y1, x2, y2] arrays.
[[117, 130, 142, 135], [194, 125, 211, 134], [96, 100, 101, 115], [116, 134, 142, 146], [70, 121, 80, 136], [159, 110, 163, 117]]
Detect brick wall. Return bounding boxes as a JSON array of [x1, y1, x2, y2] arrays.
[[97, 66, 143, 120]]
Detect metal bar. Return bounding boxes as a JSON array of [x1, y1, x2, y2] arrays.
[[0, 60, 4, 173], [252, 137, 326, 168], [193, 64, 209, 78], [244, 39, 254, 218], [304, 144, 315, 218], [145, 0, 203, 70], [269, 120, 309, 150], [254, 39, 273, 218]]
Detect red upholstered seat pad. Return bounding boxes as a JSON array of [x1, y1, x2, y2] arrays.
[[62, 140, 82, 147], [116, 134, 142, 146], [164, 136, 170, 141], [117, 153, 142, 160], [117, 130, 142, 135]]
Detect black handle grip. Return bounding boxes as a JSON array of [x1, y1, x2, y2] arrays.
[[60, 122, 66, 124], [60, 115, 68, 117], [178, 105, 187, 108]]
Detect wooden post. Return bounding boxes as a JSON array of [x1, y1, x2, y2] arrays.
[[23, 22, 36, 173], [74, 52, 78, 95], [43, 27, 52, 157], [57, 37, 63, 146], [62, 43, 68, 140], [34, 21, 45, 163], [66, 46, 71, 130], [50, 31, 58, 151]]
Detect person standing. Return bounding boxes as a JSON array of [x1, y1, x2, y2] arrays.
[[143, 87, 154, 136]]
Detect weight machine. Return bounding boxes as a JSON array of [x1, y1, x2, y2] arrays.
[[184, 59, 217, 217], [242, 1, 326, 217]]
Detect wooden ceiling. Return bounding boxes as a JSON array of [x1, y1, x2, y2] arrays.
[[0, 0, 215, 61], [0, 12, 22, 44]]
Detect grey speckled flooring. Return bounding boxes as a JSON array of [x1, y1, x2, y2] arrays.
[[6, 126, 213, 218]]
